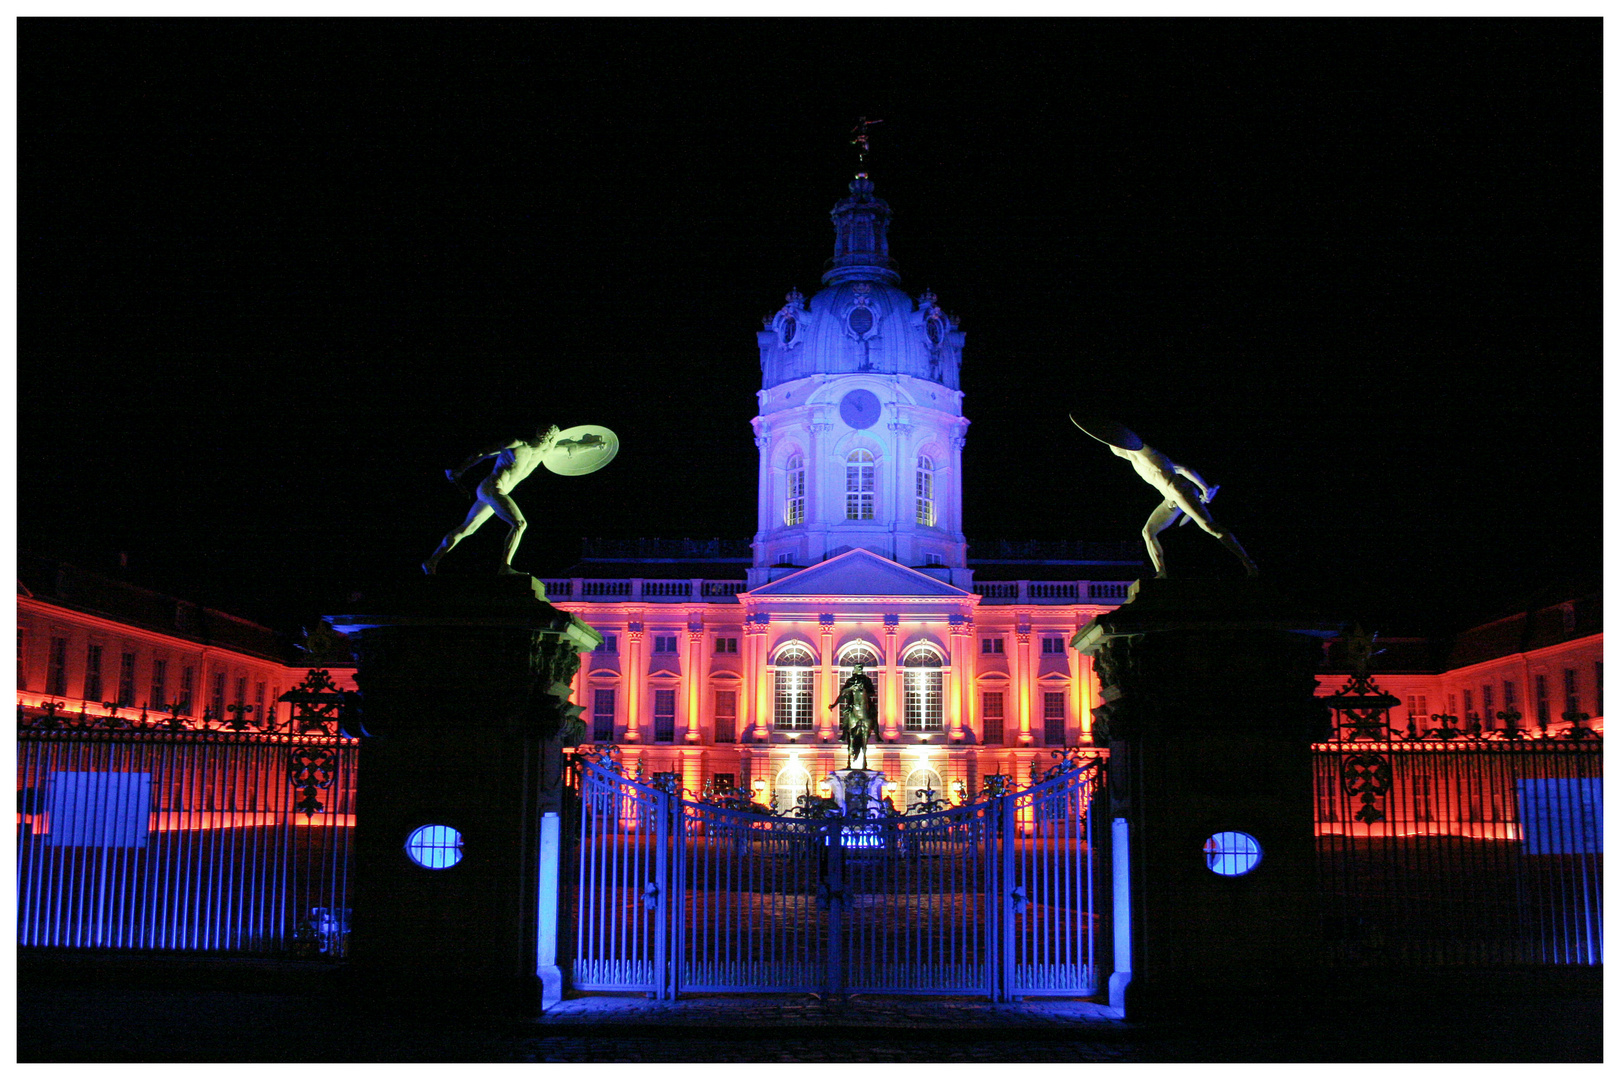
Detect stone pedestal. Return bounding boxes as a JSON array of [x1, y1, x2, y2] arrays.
[[328, 575, 600, 998], [1073, 579, 1336, 1021], [828, 768, 887, 817]]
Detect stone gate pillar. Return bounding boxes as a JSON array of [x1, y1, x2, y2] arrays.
[[329, 576, 600, 998], [1073, 579, 1335, 1020]]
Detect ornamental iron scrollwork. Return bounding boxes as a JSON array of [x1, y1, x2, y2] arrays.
[[280, 670, 346, 736], [1340, 752, 1394, 824], [288, 746, 339, 818]]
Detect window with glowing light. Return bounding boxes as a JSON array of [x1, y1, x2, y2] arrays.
[[915, 456, 936, 526], [1204, 831, 1261, 876], [772, 643, 815, 730], [904, 767, 945, 813], [785, 454, 805, 525], [404, 825, 464, 870], [774, 763, 811, 814], [903, 645, 944, 731], [846, 450, 875, 520], [837, 642, 881, 702]]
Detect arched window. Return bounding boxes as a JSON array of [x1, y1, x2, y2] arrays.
[[846, 449, 875, 520], [903, 645, 945, 732], [915, 455, 936, 526], [837, 641, 881, 703], [774, 764, 812, 815], [904, 767, 946, 814], [784, 454, 805, 526], [772, 642, 815, 731]]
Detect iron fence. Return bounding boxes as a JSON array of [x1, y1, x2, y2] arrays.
[[1314, 739, 1602, 966], [16, 676, 358, 958]]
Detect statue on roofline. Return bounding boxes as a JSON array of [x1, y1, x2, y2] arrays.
[[1071, 415, 1258, 579]]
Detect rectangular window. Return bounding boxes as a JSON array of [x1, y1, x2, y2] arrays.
[[210, 671, 226, 721], [714, 637, 738, 655], [179, 666, 195, 715], [1503, 680, 1517, 707], [1043, 691, 1066, 745], [150, 659, 168, 710], [235, 675, 247, 708], [1413, 774, 1433, 824], [268, 685, 279, 726], [592, 688, 615, 742], [255, 683, 266, 725], [710, 773, 736, 793], [903, 670, 943, 731], [915, 465, 935, 526], [1406, 695, 1427, 724], [982, 692, 1004, 745], [83, 643, 104, 702], [654, 635, 678, 654], [1563, 667, 1579, 716], [1482, 684, 1495, 727], [846, 459, 875, 520], [653, 689, 677, 743], [713, 689, 737, 743], [981, 638, 1004, 655], [1535, 674, 1550, 727], [47, 636, 68, 696], [117, 651, 137, 707], [786, 465, 805, 526], [1041, 637, 1066, 655], [598, 634, 617, 654], [1446, 693, 1456, 716], [774, 668, 813, 730], [1462, 688, 1473, 719]]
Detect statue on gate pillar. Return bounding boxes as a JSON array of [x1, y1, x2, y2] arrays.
[[830, 662, 880, 770], [1071, 415, 1258, 579]]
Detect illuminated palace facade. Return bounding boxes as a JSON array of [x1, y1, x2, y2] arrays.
[[542, 173, 1142, 810]]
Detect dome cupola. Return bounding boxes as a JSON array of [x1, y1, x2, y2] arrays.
[[823, 175, 900, 287]]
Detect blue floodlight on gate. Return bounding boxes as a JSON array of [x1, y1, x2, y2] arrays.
[[1203, 831, 1262, 876], [404, 824, 464, 869]]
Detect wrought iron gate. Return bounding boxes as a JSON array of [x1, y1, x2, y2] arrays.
[[570, 759, 1102, 1000]]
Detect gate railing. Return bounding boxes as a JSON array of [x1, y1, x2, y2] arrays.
[[568, 757, 1102, 1000], [1314, 738, 1602, 966], [16, 686, 357, 958]]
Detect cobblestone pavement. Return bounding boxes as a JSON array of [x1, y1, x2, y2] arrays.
[[16, 957, 1604, 1063], [19, 982, 1603, 1062]]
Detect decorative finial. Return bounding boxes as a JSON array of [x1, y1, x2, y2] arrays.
[[850, 116, 883, 174]]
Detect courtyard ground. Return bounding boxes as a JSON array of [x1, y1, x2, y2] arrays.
[[15, 953, 1603, 1063]]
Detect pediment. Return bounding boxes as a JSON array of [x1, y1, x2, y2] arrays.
[[747, 548, 972, 599]]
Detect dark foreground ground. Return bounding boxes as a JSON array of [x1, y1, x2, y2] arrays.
[[16, 954, 1603, 1062]]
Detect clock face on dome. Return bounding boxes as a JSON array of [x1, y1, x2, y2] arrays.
[[839, 389, 881, 430]]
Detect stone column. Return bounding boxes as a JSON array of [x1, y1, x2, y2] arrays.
[[329, 575, 600, 995], [1073, 579, 1335, 1021], [818, 615, 837, 741], [881, 616, 901, 740]]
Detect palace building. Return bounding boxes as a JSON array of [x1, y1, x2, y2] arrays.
[[538, 171, 1141, 811]]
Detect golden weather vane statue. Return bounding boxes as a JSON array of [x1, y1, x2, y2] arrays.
[[850, 116, 883, 175]]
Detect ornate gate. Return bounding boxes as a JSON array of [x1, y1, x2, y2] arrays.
[[569, 758, 1102, 1000]]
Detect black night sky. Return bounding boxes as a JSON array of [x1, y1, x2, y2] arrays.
[[19, 19, 1601, 639]]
